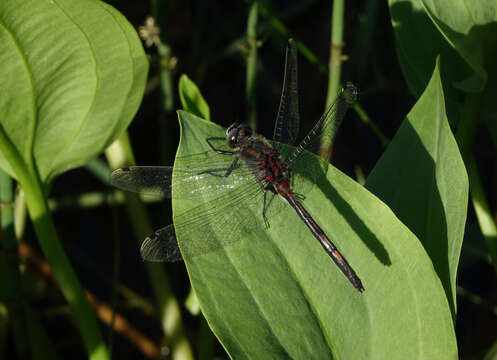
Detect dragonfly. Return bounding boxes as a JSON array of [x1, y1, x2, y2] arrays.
[[111, 39, 364, 292]]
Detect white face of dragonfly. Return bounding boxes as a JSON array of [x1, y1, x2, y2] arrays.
[[225, 123, 252, 148]]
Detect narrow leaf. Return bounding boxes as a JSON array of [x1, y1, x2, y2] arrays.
[[179, 74, 211, 121], [365, 57, 468, 320]]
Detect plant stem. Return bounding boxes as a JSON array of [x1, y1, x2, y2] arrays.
[[253, 2, 387, 149], [320, 0, 345, 161], [0, 127, 108, 359], [0, 169, 30, 359], [467, 153, 497, 274], [85, 158, 112, 183], [14, 189, 27, 240], [106, 133, 194, 360], [455, 92, 497, 275], [326, 0, 344, 108], [246, 1, 258, 131], [22, 174, 109, 360]]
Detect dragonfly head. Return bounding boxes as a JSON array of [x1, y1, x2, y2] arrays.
[[226, 123, 252, 148]]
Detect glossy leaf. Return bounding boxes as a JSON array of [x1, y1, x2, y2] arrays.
[[389, 0, 471, 97], [421, 0, 497, 91], [388, 0, 497, 109], [0, 0, 148, 183], [420, 0, 497, 127], [366, 58, 468, 319], [179, 74, 211, 121], [172, 111, 457, 359]]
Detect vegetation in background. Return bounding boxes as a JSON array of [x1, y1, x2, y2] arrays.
[[0, 0, 496, 358]]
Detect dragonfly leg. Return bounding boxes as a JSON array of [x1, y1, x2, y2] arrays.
[[198, 157, 239, 178], [206, 138, 236, 155], [294, 192, 306, 202]]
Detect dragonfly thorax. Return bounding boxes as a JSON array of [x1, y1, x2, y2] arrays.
[[226, 122, 252, 148]]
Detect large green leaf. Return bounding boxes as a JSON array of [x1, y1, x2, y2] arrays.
[[172, 111, 457, 359], [0, 0, 148, 183], [421, 0, 497, 91], [365, 59, 468, 320], [389, 0, 497, 126], [389, 0, 474, 97], [420, 0, 497, 126]]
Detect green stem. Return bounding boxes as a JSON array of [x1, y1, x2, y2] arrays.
[[455, 92, 497, 274], [105, 133, 194, 360], [319, 0, 345, 161], [23, 176, 109, 360], [466, 154, 497, 275], [326, 0, 344, 108], [252, 1, 388, 149], [0, 128, 108, 359], [0, 169, 30, 359], [246, 1, 258, 131], [85, 158, 112, 184], [14, 188, 27, 240]]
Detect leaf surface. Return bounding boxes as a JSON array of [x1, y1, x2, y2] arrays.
[[0, 0, 148, 182], [172, 110, 457, 359], [366, 58, 468, 320], [179, 74, 210, 121]]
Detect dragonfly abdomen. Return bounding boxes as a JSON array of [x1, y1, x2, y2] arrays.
[[282, 193, 365, 292]]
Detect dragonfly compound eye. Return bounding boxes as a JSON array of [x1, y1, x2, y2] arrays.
[[239, 124, 252, 137], [226, 122, 240, 136], [226, 130, 239, 147]]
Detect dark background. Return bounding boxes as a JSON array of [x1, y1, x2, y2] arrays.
[[14, 0, 497, 359]]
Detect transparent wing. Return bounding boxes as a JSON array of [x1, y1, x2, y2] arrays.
[[139, 165, 287, 262], [140, 224, 183, 262], [110, 166, 174, 197], [273, 38, 299, 146], [285, 82, 358, 166], [110, 151, 254, 200]]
